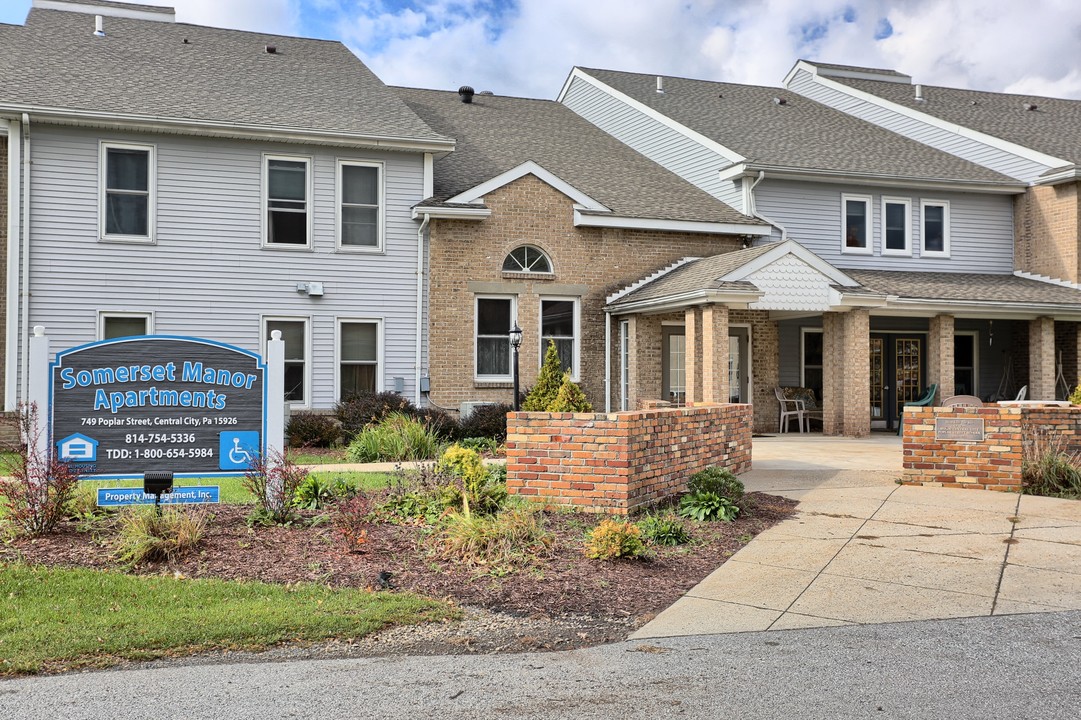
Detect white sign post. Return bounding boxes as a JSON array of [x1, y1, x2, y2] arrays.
[[265, 330, 286, 510], [27, 326, 50, 467]]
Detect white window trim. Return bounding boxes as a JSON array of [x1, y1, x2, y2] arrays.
[[334, 317, 385, 401], [98, 311, 154, 340], [880, 196, 912, 257], [800, 327, 823, 388], [99, 140, 156, 243], [840, 193, 873, 255], [503, 244, 554, 275], [539, 295, 581, 381], [261, 315, 311, 409], [262, 154, 313, 250], [474, 294, 517, 382], [335, 159, 385, 253], [919, 199, 951, 258], [619, 319, 630, 411]]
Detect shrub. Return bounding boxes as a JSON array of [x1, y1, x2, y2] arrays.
[[0, 404, 82, 537], [436, 445, 506, 517], [548, 372, 593, 413], [523, 341, 564, 411], [459, 403, 512, 443], [113, 507, 208, 567], [436, 507, 553, 568], [458, 436, 501, 455], [637, 512, 691, 546], [414, 407, 460, 441], [678, 491, 740, 522], [332, 492, 372, 553], [293, 474, 335, 510], [345, 413, 445, 463], [336, 391, 417, 442], [242, 448, 309, 524], [1070, 383, 1081, 406], [585, 517, 647, 560], [1022, 430, 1081, 498], [687, 466, 744, 503], [286, 411, 340, 448]]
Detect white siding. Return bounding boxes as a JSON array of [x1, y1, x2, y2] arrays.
[[26, 125, 427, 410], [754, 178, 1015, 273], [788, 69, 1052, 184]]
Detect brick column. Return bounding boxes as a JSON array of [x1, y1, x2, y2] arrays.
[[928, 314, 955, 401], [701, 304, 729, 404], [842, 309, 871, 437], [821, 313, 845, 435], [684, 307, 703, 404], [1075, 323, 1081, 395], [1030, 316, 1056, 400], [624, 316, 639, 410]]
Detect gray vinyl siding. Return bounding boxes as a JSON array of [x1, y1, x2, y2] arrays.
[[754, 178, 1015, 273], [25, 124, 426, 410], [562, 75, 745, 211], [787, 69, 1053, 184]]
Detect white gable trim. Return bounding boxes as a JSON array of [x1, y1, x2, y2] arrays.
[[574, 210, 771, 236], [445, 160, 609, 210], [35, 0, 176, 22], [719, 239, 860, 287], [558, 68, 745, 164], [788, 63, 1069, 173], [1014, 270, 1081, 291], [606, 257, 700, 305]]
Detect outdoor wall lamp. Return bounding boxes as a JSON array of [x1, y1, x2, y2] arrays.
[[509, 323, 523, 411]]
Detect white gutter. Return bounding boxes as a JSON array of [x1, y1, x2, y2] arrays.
[[747, 171, 788, 241], [410, 205, 490, 220], [607, 288, 764, 315], [572, 210, 771, 236], [415, 214, 430, 405], [19, 113, 30, 407], [4, 119, 20, 411], [604, 311, 611, 412]]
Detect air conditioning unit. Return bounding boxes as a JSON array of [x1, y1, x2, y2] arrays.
[[459, 401, 496, 419]]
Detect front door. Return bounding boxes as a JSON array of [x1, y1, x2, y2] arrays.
[[870, 334, 924, 429], [728, 326, 751, 403]]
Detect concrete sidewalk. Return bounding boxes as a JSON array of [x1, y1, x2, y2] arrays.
[[633, 434, 1081, 637]]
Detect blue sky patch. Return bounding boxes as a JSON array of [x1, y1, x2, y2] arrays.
[[874, 17, 894, 40]]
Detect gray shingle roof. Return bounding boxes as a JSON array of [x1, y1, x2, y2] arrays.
[[0, 8, 449, 144], [848, 270, 1081, 307], [395, 87, 761, 225], [809, 62, 909, 79], [579, 68, 1015, 185]]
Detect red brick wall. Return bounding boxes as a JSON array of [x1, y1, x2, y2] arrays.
[[505, 403, 752, 514], [902, 405, 1081, 491]]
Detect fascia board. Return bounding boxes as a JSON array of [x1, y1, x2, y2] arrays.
[[720, 239, 861, 288], [446, 160, 608, 210], [607, 288, 764, 315], [564, 68, 745, 164], [412, 206, 491, 220], [884, 296, 1081, 318], [573, 209, 771, 236], [1034, 167, 1081, 186], [827, 287, 889, 308], [742, 163, 1025, 194]]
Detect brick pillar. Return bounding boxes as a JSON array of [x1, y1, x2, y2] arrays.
[[1030, 316, 1056, 400], [842, 309, 871, 437], [624, 316, 639, 410], [822, 313, 845, 435], [928, 314, 955, 401], [1075, 323, 1081, 395], [684, 307, 702, 404], [701, 304, 729, 404]]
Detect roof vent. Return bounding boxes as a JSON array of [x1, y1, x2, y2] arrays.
[[1025, 103, 1038, 111], [93, 14, 104, 37], [265, 45, 277, 54], [458, 86, 475, 103], [656, 76, 665, 94], [915, 84, 924, 101], [773, 97, 787, 105], [478, 90, 494, 96]]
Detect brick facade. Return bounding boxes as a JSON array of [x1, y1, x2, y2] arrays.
[[426, 174, 744, 412], [927, 314, 954, 401], [822, 309, 870, 436], [1029, 316, 1056, 400], [505, 404, 752, 514], [1014, 183, 1081, 283]]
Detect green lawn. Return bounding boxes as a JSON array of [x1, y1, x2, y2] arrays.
[[0, 564, 457, 675]]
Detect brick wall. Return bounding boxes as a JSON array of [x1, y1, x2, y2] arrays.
[[505, 404, 752, 514], [1014, 183, 1081, 283], [902, 404, 1081, 491], [427, 174, 744, 412]]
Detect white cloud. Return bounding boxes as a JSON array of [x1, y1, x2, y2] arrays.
[[168, 0, 300, 35]]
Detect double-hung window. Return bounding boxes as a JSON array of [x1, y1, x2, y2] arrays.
[[264, 156, 311, 247], [337, 161, 383, 251], [920, 200, 950, 257], [881, 197, 911, 256], [841, 194, 872, 254], [264, 318, 309, 405], [99, 312, 152, 340], [475, 296, 515, 381], [540, 297, 579, 379], [338, 319, 382, 399], [101, 142, 154, 241]]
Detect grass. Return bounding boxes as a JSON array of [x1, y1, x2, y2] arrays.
[[0, 564, 457, 675]]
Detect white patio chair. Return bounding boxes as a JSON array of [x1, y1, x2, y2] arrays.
[[1015, 385, 1028, 401], [774, 387, 805, 433]]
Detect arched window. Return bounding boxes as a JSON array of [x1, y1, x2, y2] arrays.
[[502, 245, 552, 274]]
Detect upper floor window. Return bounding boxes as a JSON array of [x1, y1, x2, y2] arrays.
[[841, 194, 871, 254], [881, 197, 911, 256], [99, 312, 152, 340], [101, 142, 154, 242], [920, 200, 950, 257], [264, 155, 311, 248], [503, 245, 552, 274], [338, 161, 383, 251]]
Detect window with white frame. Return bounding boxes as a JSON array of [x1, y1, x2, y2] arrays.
[[264, 156, 311, 247], [100, 312, 151, 340], [801, 328, 823, 402], [265, 318, 308, 404], [540, 297, 578, 378], [920, 199, 950, 257], [101, 142, 154, 241], [503, 245, 552, 274], [881, 197, 911, 256], [620, 319, 630, 411], [338, 320, 381, 399], [475, 296, 515, 380], [841, 194, 872, 254], [338, 161, 382, 250]]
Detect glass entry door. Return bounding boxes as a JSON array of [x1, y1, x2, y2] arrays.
[[728, 326, 751, 404], [662, 327, 685, 406], [870, 334, 924, 430]]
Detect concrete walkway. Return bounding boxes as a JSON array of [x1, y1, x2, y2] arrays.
[[633, 433, 1081, 638]]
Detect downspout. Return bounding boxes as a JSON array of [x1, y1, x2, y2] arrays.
[[19, 113, 30, 407], [604, 310, 611, 412], [747, 170, 788, 241], [4, 119, 21, 411], [415, 213, 430, 405]]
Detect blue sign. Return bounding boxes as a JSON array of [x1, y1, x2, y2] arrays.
[[219, 431, 260, 470], [96, 486, 221, 507]]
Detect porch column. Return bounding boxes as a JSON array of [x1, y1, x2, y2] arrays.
[[821, 313, 845, 435], [1030, 316, 1056, 400], [1075, 322, 1081, 394], [701, 304, 729, 404], [624, 316, 639, 411], [928, 314, 955, 401], [842, 309, 871, 437], [684, 307, 703, 404]]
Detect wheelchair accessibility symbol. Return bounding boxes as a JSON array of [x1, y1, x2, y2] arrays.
[[219, 431, 260, 470]]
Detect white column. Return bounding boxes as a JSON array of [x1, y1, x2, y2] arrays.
[[265, 329, 285, 508]]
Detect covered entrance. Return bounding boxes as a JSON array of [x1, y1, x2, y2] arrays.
[[662, 325, 751, 406], [870, 333, 925, 430]]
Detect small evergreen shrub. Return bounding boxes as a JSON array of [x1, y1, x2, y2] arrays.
[[636, 512, 691, 546], [523, 341, 564, 411], [459, 403, 512, 443], [336, 391, 417, 442], [345, 413, 446, 463], [548, 371, 593, 412], [113, 507, 208, 567], [678, 492, 740, 522], [286, 411, 340, 448], [1070, 382, 1081, 406], [687, 466, 744, 503], [585, 518, 647, 560]]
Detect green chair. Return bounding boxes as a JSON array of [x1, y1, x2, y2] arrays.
[[897, 383, 938, 436]]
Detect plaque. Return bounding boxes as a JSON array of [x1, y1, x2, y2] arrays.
[[935, 417, 985, 442]]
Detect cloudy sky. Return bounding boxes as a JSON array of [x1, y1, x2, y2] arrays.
[[4, 0, 1081, 99]]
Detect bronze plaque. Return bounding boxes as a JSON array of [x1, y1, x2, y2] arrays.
[[935, 417, 985, 442]]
